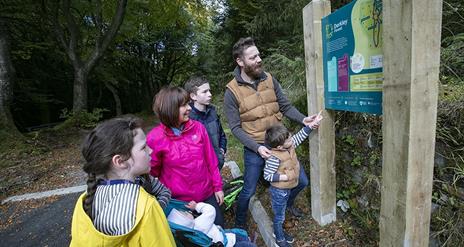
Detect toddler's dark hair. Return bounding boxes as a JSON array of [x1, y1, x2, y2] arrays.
[[265, 124, 291, 148], [184, 75, 209, 95], [81, 116, 145, 218]]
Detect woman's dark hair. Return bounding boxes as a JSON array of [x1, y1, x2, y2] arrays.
[[265, 124, 291, 148], [152, 86, 190, 128], [232, 37, 256, 61], [81, 116, 143, 218]]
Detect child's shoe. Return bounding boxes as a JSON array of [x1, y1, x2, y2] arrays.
[[283, 232, 294, 243], [273, 232, 294, 244], [275, 239, 292, 247], [287, 206, 304, 218]]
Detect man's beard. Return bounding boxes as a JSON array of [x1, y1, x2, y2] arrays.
[[243, 63, 263, 80]]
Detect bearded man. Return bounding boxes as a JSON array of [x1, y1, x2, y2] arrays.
[[224, 37, 319, 229]]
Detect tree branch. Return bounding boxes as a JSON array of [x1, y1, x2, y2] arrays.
[[86, 0, 127, 71], [62, 0, 81, 65], [94, 0, 103, 41], [47, 0, 68, 55]]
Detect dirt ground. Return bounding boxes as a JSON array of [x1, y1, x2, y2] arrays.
[[0, 129, 369, 247]]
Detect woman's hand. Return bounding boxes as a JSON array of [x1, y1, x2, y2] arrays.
[[215, 190, 224, 205]]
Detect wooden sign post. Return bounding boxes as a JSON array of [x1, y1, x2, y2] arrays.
[[380, 0, 442, 246], [303, 1, 443, 245], [303, 0, 336, 226]]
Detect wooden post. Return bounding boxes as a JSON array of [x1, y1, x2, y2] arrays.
[[303, 0, 336, 226], [380, 0, 442, 246]]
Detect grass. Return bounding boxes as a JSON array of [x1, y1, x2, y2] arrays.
[[0, 129, 44, 170], [213, 95, 245, 172], [223, 128, 244, 171]]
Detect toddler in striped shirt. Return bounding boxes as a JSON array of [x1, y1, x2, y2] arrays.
[[263, 119, 320, 247]]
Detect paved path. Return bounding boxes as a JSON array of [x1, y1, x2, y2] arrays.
[[0, 193, 79, 247], [0, 161, 274, 246]]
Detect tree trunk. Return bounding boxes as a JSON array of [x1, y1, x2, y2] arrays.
[[73, 68, 87, 111], [50, 0, 127, 112], [0, 19, 21, 137], [104, 80, 122, 116]]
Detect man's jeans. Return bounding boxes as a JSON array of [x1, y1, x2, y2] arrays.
[[235, 147, 265, 227], [235, 146, 309, 227]]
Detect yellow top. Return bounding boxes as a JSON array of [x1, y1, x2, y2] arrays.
[[70, 188, 176, 247]]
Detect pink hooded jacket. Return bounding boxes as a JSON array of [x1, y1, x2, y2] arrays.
[[147, 119, 223, 202]]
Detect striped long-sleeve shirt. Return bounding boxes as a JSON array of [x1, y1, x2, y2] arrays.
[[263, 126, 312, 182], [139, 175, 171, 209], [91, 176, 171, 236]]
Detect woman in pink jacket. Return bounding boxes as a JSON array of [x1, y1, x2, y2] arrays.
[[147, 86, 225, 226]]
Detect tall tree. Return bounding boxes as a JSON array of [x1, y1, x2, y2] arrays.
[[93, 0, 212, 112], [46, 0, 127, 111], [0, 18, 21, 137]]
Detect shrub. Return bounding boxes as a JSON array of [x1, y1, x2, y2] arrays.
[[55, 108, 108, 130]]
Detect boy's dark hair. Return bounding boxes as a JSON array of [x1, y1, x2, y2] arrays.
[[184, 76, 209, 95], [81, 116, 146, 218], [265, 124, 291, 148], [232, 37, 256, 61], [152, 86, 190, 128]]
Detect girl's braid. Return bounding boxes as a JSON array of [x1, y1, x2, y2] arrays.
[[83, 172, 97, 217]]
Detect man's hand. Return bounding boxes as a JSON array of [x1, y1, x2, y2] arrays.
[[215, 190, 224, 205], [257, 145, 272, 159]]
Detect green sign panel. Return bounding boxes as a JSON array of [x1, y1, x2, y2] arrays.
[[322, 0, 383, 114]]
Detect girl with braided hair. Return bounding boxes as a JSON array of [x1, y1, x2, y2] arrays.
[[70, 116, 175, 246]]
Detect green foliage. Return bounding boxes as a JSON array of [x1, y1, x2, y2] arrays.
[[431, 205, 464, 246], [0, 128, 25, 159], [442, 0, 464, 39], [441, 0, 464, 88], [368, 151, 381, 166], [337, 184, 358, 200], [441, 33, 464, 82], [0, 129, 49, 170], [351, 154, 362, 167], [343, 135, 356, 146], [431, 78, 464, 245], [56, 108, 108, 130], [333, 112, 383, 242], [263, 42, 306, 102]]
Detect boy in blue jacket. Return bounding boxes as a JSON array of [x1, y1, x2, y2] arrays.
[[185, 76, 227, 170]]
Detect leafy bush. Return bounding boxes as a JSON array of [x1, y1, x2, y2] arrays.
[[55, 108, 108, 130]]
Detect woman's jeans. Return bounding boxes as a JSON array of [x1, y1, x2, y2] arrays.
[[235, 146, 309, 227], [235, 233, 257, 247], [204, 193, 225, 227]]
